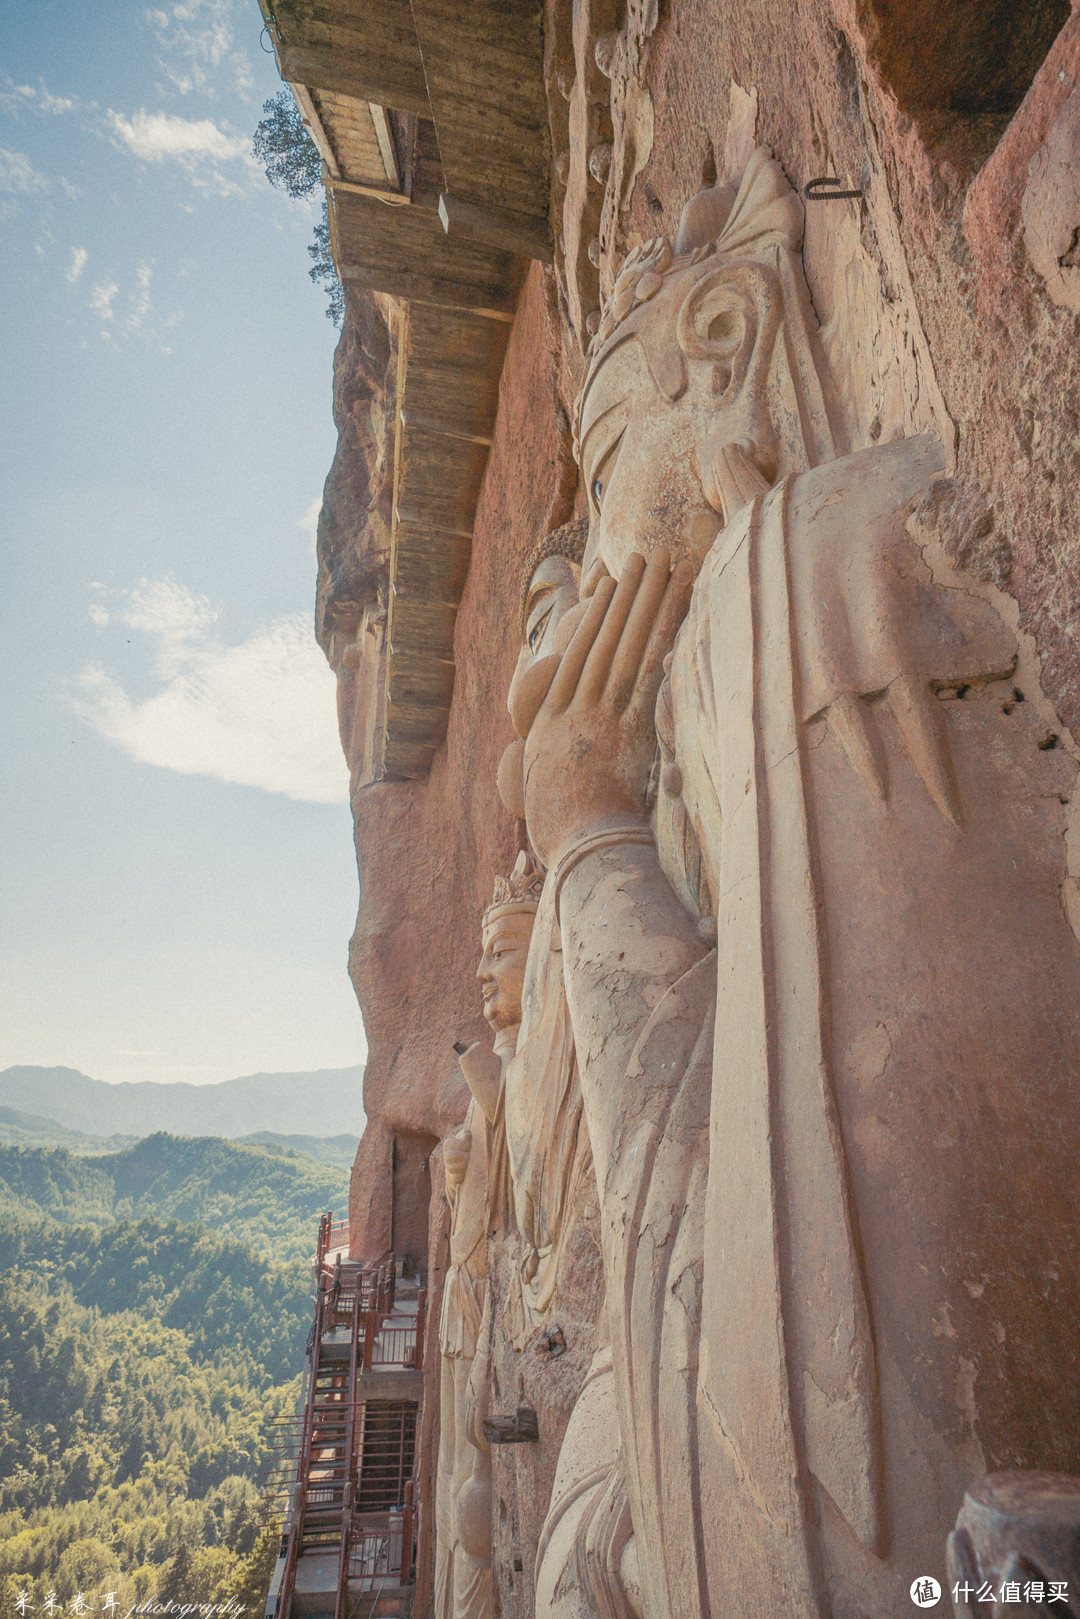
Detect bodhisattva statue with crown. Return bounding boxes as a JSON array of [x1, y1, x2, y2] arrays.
[[434, 855, 543, 1619], [497, 148, 1080, 1619]]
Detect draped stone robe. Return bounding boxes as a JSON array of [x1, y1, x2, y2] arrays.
[[556, 434, 1080, 1619], [435, 1097, 494, 1619]]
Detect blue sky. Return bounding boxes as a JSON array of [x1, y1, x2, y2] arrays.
[[0, 0, 369, 1085]]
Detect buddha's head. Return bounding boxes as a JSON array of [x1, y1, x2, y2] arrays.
[[477, 853, 544, 1055], [575, 148, 842, 583]]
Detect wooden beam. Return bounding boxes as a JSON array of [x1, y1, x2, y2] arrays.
[[324, 169, 409, 205], [369, 104, 400, 190], [332, 188, 523, 314], [439, 192, 552, 263], [408, 0, 551, 228], [276, 42, 430, 116]]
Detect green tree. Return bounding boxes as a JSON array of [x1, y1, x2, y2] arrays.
[[253, 90, 344, 326]]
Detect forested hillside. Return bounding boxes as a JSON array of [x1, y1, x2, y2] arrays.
[[0, 1214, 308, 1615], [0, 1128, 346, 1616], [0, 1134, 349, 1263]]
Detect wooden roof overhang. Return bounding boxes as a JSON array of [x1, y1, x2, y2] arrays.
[[258, 0, 552, 778]]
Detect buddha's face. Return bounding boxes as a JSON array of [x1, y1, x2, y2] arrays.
[[577, 260, 783, 582], [507, 552, 582, 739], [578, 340, 720, 583], [477, 907, 536, 1032]]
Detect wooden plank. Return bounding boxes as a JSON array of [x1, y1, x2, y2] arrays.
[[439, 192, 553, 263], [276, 42, 430, 116], [381, 733, 439, 779], [370, 104, 400, 188], [388, 596, 457, 648], [386, 651, 456, 705], [332, 189, 522, 314], [398, 424, 491, 535], [391, 525, 471, 603], [400, 411, 493, 446], [408, 0, 550, 237], [312, 90, 387, 185]]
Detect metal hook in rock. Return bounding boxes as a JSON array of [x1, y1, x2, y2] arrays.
[[804, 176, 864, 201]]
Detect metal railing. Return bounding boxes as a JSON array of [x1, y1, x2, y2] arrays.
[[315, 1210, 351, 1270], [348, 1486, 415, 1593]]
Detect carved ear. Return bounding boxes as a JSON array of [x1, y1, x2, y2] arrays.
[[676, 262, 780, 402], [497, 739, 526, 819]]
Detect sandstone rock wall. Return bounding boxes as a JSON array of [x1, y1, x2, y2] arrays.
[[319, 268, 573, 1261]]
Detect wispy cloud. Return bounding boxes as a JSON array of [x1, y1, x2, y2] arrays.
[[0, 79, 79, 118], [105, 106, 250, 193], [147, 0, 255, 100], [71, 578, 347, 804], [127, 261, 154, 331], [0, 146, 77, 217], [0, 148, 50, 195], [83, 263, 171, 346], [89, 279, 119, 324]]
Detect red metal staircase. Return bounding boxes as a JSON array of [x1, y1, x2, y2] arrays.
[[264, 1215, 425, 1619]]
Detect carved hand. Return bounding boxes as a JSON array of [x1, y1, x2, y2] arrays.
[[443, 1129, 472, 1196], [523, 548, 693, 870]]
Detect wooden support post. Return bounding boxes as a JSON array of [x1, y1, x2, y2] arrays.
[[413, 1289, 427, 1370]]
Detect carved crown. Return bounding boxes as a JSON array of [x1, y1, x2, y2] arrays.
[[575, 147, 805, 446], [484, 850, 545, 923]]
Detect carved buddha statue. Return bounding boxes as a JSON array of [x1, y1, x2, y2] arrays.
[[434, 856, 543, 1619], [513, 147, 1080, 1619]]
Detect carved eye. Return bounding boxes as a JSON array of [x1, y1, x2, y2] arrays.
[[527, 605, 552, 652], [593, 479, 603, 506]]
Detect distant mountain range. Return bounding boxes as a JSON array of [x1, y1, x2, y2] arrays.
[[0, 1064, 365, 1141], [0, 1132, 351, 1264]]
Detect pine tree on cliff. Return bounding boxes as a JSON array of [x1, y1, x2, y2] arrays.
[[253, 91, 344, 326]]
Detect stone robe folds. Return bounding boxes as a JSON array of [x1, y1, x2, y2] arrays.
[[435, 1097, 493, 1619], [503, 881, 592, 1332], [559, 435, 1080, 1619]]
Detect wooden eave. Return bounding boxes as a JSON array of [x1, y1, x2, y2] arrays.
[[259, 0, 550, 779]]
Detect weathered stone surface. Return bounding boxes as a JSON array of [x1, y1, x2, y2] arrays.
[[325, 266, 572, 1259]]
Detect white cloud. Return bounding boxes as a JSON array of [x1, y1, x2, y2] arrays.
[[126, 261, 153, 331], [121, 576, 216, 650], [105, 107, 251, 194], [37, 88, 77, 116], [106, 107, 246, 163], [0, 80, 78, 118], [147, 0, 254, 99], [89, 279, 118, 322], [66, 246, 88, 283], [70, 579, 347, 804], [0, 148, 49, 194], [88, 603, 109, 628]]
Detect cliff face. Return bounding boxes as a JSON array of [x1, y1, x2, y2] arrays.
[[317, 268, 572, 1260]]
